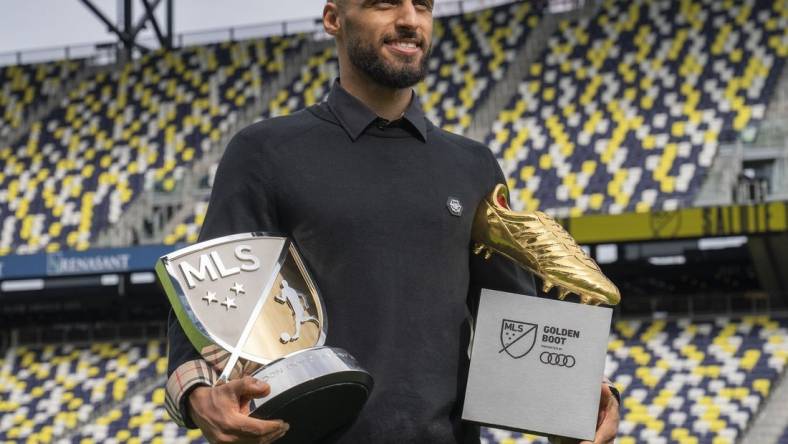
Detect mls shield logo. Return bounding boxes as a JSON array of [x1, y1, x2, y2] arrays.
[[157, 233, 327, 374], [499, 319, 538, 359]]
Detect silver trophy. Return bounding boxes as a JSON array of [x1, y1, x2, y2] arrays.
[[156, 233, 373, 442]]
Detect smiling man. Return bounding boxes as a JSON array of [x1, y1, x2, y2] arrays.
[[164, 1, 620, 443]]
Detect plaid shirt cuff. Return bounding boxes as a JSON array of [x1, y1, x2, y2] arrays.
[[165, 359, 217, 428]]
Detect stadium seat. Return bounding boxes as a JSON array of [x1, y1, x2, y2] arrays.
[[606, 316, 787, 444], [488, 0, 788, 215], [0, 35, 305, 256], [0, 340, 167, 442], [0, 58, 85, 140], [163, 200, 209, 245], [74, 386, 205, 444]]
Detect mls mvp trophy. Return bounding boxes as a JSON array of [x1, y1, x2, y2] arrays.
[[463, 184, 622, 441], [156, 233, 373, 443]]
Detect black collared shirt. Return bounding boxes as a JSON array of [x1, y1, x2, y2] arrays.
[[167, 80, 535, 443], [327, 79, 428, 142]]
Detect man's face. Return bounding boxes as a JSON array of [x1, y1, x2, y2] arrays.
[[338, 0, 433, 88]]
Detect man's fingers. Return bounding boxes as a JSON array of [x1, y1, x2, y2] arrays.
[[606, 392, 620, 418], [600, 384, 613, 407], [232, 414, 289, 439], [594, 384, 620, 444], [558, 385, 621, 444], [229, 376, 272, 401], [597, 384, 613, 427], [266, 424, 290, 443], [577, 384, 620, 444]]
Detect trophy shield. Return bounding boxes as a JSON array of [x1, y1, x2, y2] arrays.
[[156, 232, 373, 443]]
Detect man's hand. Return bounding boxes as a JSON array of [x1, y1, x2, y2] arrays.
[[187, 376, 290, 444], [550, 383, 620, 444], [581, 383, 620, 444]]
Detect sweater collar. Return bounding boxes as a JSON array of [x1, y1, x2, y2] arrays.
[[326, 78, 427, 142]]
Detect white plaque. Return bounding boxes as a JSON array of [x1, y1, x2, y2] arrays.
[[462, 289, 612, 441]]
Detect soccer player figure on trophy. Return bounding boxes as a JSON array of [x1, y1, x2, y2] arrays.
[[276, 280, 320, 344]]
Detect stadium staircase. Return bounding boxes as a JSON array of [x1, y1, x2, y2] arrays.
[[750, 58, 788, 203], [758, 51, 788, 122], [466, 0, 598, 143], [692, 143, 743, 207], [694, 60, 788, 207], [742, 369, 788, 444]]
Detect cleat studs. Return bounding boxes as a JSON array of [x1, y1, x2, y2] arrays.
[[473, 243, 494, 260], [542, 281, 553, 293], [558, 288, 570, 300]]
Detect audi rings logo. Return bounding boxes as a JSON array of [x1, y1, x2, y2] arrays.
[[539, 351, 576, 368]]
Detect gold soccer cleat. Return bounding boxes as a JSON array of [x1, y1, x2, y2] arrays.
[[472, 184, 621, 306]]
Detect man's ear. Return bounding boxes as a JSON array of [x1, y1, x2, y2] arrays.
[[323, 2, 341, 37]]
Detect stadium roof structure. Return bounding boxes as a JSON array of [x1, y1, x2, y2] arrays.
[[77, 0, 175, 58]]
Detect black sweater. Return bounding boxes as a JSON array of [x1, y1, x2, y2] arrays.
[[167, 81, 535, 443]]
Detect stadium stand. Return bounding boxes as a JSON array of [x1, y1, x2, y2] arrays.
[[8, 316, 777, 443], [2, 2, 788, 443], [264, 45, 337, 119], [0, 35, 305, 256], [488, 0, 788, 216], [484, 316, 788, 444], [74, 386, 202, 444], [0, 58, 85, 141], [0, 340, 166, 442]]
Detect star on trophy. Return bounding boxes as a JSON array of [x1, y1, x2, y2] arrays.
[[156, 233, 373, 443]]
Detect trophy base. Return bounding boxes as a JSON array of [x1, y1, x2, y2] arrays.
[[248, 346, 373, 443]]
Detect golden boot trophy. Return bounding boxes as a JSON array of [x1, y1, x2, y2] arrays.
[[472, 184, 621, 306], [463, 184, 620, 441]]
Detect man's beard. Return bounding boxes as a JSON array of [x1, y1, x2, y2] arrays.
[[346, 29, 430, 89]]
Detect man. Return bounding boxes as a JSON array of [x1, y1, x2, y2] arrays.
[[165, 0, 621, 442]]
